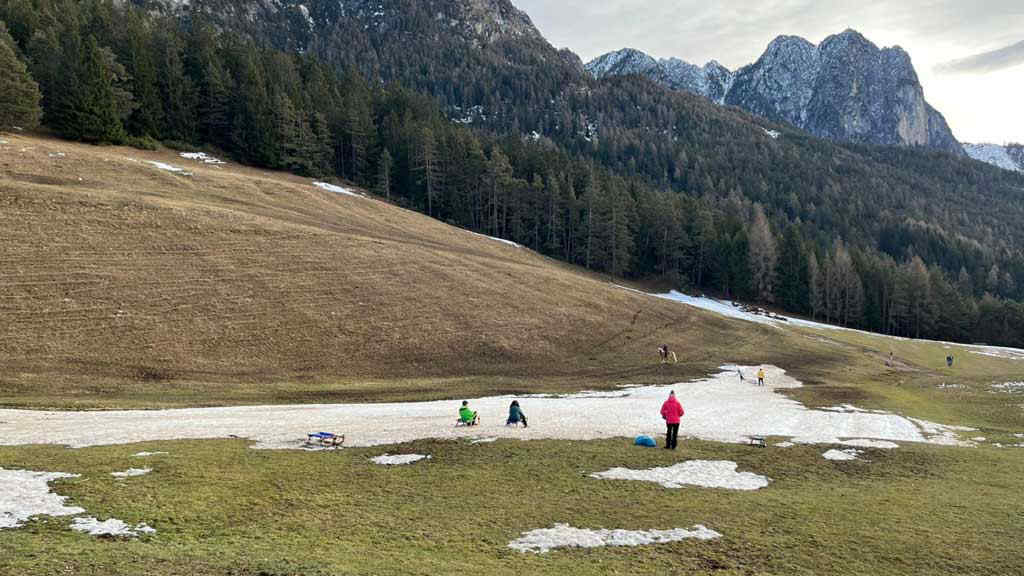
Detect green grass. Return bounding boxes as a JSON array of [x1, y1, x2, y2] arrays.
[[2, 437, 1023, 575]]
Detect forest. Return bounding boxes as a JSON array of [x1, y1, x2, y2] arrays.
[[1, 0, 1023, 347]]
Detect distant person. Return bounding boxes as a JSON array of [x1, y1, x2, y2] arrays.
[[660, 391, 684, 450], [886, 351, 894, 367], [458, 400, 479, 426], [506, 400, 528, 427], [658, 345, 678, 364], [757, 368, 766, 387], [946, 355, 954, 368]]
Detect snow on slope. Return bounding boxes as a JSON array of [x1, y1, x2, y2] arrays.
[[963, 143, 1024, 172]]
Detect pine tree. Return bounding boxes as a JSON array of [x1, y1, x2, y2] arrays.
[[77, 36, 126, 143], [414, 126, 440, 216], [748, 204, 778, 303], [808, 252, 822, 320], [0, 21, 41, 130], [776, 225, 809, 313], [376, 147, 393, 200]]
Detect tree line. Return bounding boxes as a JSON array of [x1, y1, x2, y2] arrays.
[[1, 0, 1022, 347]]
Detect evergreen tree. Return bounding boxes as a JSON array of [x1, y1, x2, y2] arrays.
[[376, 147, 393, 200], [776, 224, 809, 313], [76, 36, 126, 143], [748, 204, 778, 303], [0, 21, 41, 130]]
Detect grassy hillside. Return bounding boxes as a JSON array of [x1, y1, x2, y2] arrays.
[[1, 134, 822, 408], [3, 135, 1024, 576]]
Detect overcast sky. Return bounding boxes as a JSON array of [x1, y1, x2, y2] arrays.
[[514, 0, 1024, 144]]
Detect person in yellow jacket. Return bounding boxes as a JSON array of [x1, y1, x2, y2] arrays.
[[757, 368, 766, 387]]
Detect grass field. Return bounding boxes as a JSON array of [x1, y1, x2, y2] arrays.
[[2, 437, 1022, 575], [2, 134, 1023, 575]]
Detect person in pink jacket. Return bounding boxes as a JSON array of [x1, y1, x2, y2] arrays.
[[660, 391, 684, 449]]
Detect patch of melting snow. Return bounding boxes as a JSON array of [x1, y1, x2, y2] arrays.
[[836, 439, 899, 449], [0, 365, 978, 450], [762, 128, 781, 139], [146, 161, 192, 176], [70, 517, 155, 538], [110, 468, 151, 479], [509, 523, 721, 554], [48, 152, 66, 158], [971, 437, 986, 442], [470, 437, 498, 444], [775, 441, 795, 447], [625, 287, 1024, 360], [180, 152, 225, 165], [938, 383, 965, 390], [908, 418, 977, 446], [132, 451, 167, 457], [371, 454, 430, 466], [992, 382, 1024, 392], [0, 469, 84, 529], [469, 230, 521, 248], [313, 181, 363, 198], [823, 449, 861, 461], [591, 460, 770, 490]]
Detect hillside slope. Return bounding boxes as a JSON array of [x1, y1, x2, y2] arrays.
[[0, 134, 828, 408]]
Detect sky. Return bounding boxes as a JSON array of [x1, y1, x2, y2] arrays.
[[514, 0, 1024, 144]]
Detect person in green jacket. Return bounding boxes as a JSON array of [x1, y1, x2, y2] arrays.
[[458, 400, 479, 426], [506, 400, 528, 427]]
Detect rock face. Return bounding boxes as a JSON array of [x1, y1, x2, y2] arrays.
[[963, 143, 1024, 172], [587, 29, 963, 154]]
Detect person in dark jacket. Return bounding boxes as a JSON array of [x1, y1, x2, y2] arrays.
[[506, 400, 528, 427]]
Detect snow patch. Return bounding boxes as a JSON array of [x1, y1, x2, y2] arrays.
[[313, 181, 363, 198], [992, 382, 1024, 392], [762, 128, 781, 139], [146, 161, 192, 176], [624, 286, 1024, 362], [0, 469, 84, 530], [837, 439, 899, 449], [70, 516, 155, 538], [591, 460, 770, 490], [510, 523, 721, 554], [908, 418, 976, 446], [48, 152, 66, 158], [963, 143, 1023, 173], [110, 468, 151, 479], [132, 451, 167, 457], [470, 437, 498, 444], [0, 365, 977, 450], [179, 152, 225, 165], [823, 448, 861, 461], [370, 454, 430, 466], [775, 441, 795, 447], [469, 230, 521, 248]]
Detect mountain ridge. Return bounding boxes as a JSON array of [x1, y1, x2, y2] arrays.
[[586, 29, 963, 155]]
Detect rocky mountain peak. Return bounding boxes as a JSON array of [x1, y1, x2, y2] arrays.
[[586, 29, 963, 155]]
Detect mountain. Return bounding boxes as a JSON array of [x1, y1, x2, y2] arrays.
[[964, 143, 1024, 173], [586, 29, 963, 155], [586, 49, 733, 104]]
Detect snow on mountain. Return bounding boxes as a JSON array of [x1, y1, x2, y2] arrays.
[[963, 143, 1024, 173], [586, 29, 963, 155], [586, 51, 734, 105]]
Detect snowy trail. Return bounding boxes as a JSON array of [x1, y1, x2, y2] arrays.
[[0, 367, 970, 450]]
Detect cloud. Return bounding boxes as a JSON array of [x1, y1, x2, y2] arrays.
[[935, 40, 1024, 74]]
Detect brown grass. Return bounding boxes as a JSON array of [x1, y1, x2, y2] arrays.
[[1, 134, 844, 408]]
